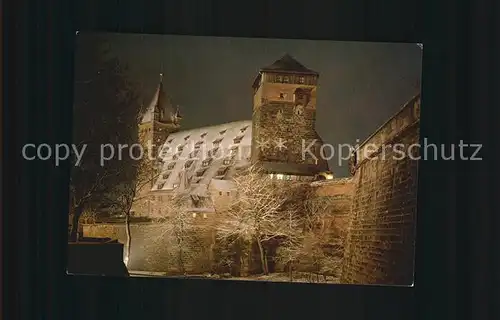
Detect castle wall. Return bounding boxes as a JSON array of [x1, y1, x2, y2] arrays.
[[340, 94, 420, 285]]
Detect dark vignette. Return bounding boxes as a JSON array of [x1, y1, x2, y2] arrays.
[[4, 0, 495, 319]]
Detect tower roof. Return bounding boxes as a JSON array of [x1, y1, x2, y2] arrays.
[[260, 54, 318, 75], [141, 74, 179, 125], [253, 54, 318, 88]]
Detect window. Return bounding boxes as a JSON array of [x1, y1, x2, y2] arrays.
[[184, 135, 191, 141], [212, 138, 223, 147], [294, 105, 304, 115], [194, 141, 204, 149], [299, 76, 305, 84], [167, 139, 173, 144], [200, 132, 207, 138], [223, 158, 232, 165], [279, 93, 284, 99], [216, 167, 229, 177], [192, 213, 197, 218], [276, 174, 284, 180], [229, 146, 239, 156], [189, 150, 200, 158], [240, 126, 249, 133], [172, 183, 179, 189], [167, 162, 176, 170], [196, 169, 206, 177], [177, 145, 185, 152], [233, 136, 243, 144], [162, 173, 170, 179], [283, 76, 289, 83], [276, 75, 282, 82], [203, 213, 207, 219], [219, 191, 223, 196], [202, 158, 213, 167], [185, 160, 194, 168], [172, 154, 179, 160], [209, 147, 219, 157], [226, 192, 230, 196], [219, 129, 227, 135]]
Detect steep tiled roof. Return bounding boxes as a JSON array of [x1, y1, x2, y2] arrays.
[[260, 54, 318, 75], [141, 74, 180, 124], [153, 120, 253, 196]]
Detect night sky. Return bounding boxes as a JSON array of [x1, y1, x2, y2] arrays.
[[79, 32, 422, 177]]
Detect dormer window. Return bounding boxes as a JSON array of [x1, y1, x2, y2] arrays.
[[200, 132, 207, 138], [202, 158, 213, 167], [177, 145, 185, 152], [283, 76, 289, 83], [233, 136, 243, 144], [167, 162, 176, 170], [158, 182, 165, 189], [189, 150, 200, 159], [167, 139, 173, 144], [162, 173, 171, 179], [299, 76, 305, 84], [216, 167, 229, 177], [185, 160, 194, 168], [229, 146, 239, 156], [240, 126, 249, 133], [219, 129, 227, 135], [212, 138, 223, 147], [172, 153, 179, 160], [196, 169, 207, 177], [194, 141, 204, 149], [184, 135, 191, 141], [209, 147, 219, 157]]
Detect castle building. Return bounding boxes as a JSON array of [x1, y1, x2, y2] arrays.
[[135, 54, 331, 217]]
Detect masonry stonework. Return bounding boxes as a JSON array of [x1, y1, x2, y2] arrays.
[[341, 94, 420, 285]]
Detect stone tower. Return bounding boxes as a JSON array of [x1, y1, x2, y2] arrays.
[[139, 73, 182, 158], [251, 54, 329, 177]]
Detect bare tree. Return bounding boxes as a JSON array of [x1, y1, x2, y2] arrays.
[[69, 35, 143, 241], [216, 164, 306, 275], [276, 194, 344, 282], [142, 192, 206, 275]]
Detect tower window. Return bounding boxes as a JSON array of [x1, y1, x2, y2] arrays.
[[299, 76, 305, 84], [283, 76, 289, 83]]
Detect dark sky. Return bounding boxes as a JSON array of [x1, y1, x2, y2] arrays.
[[82, 33, 422, 177]]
